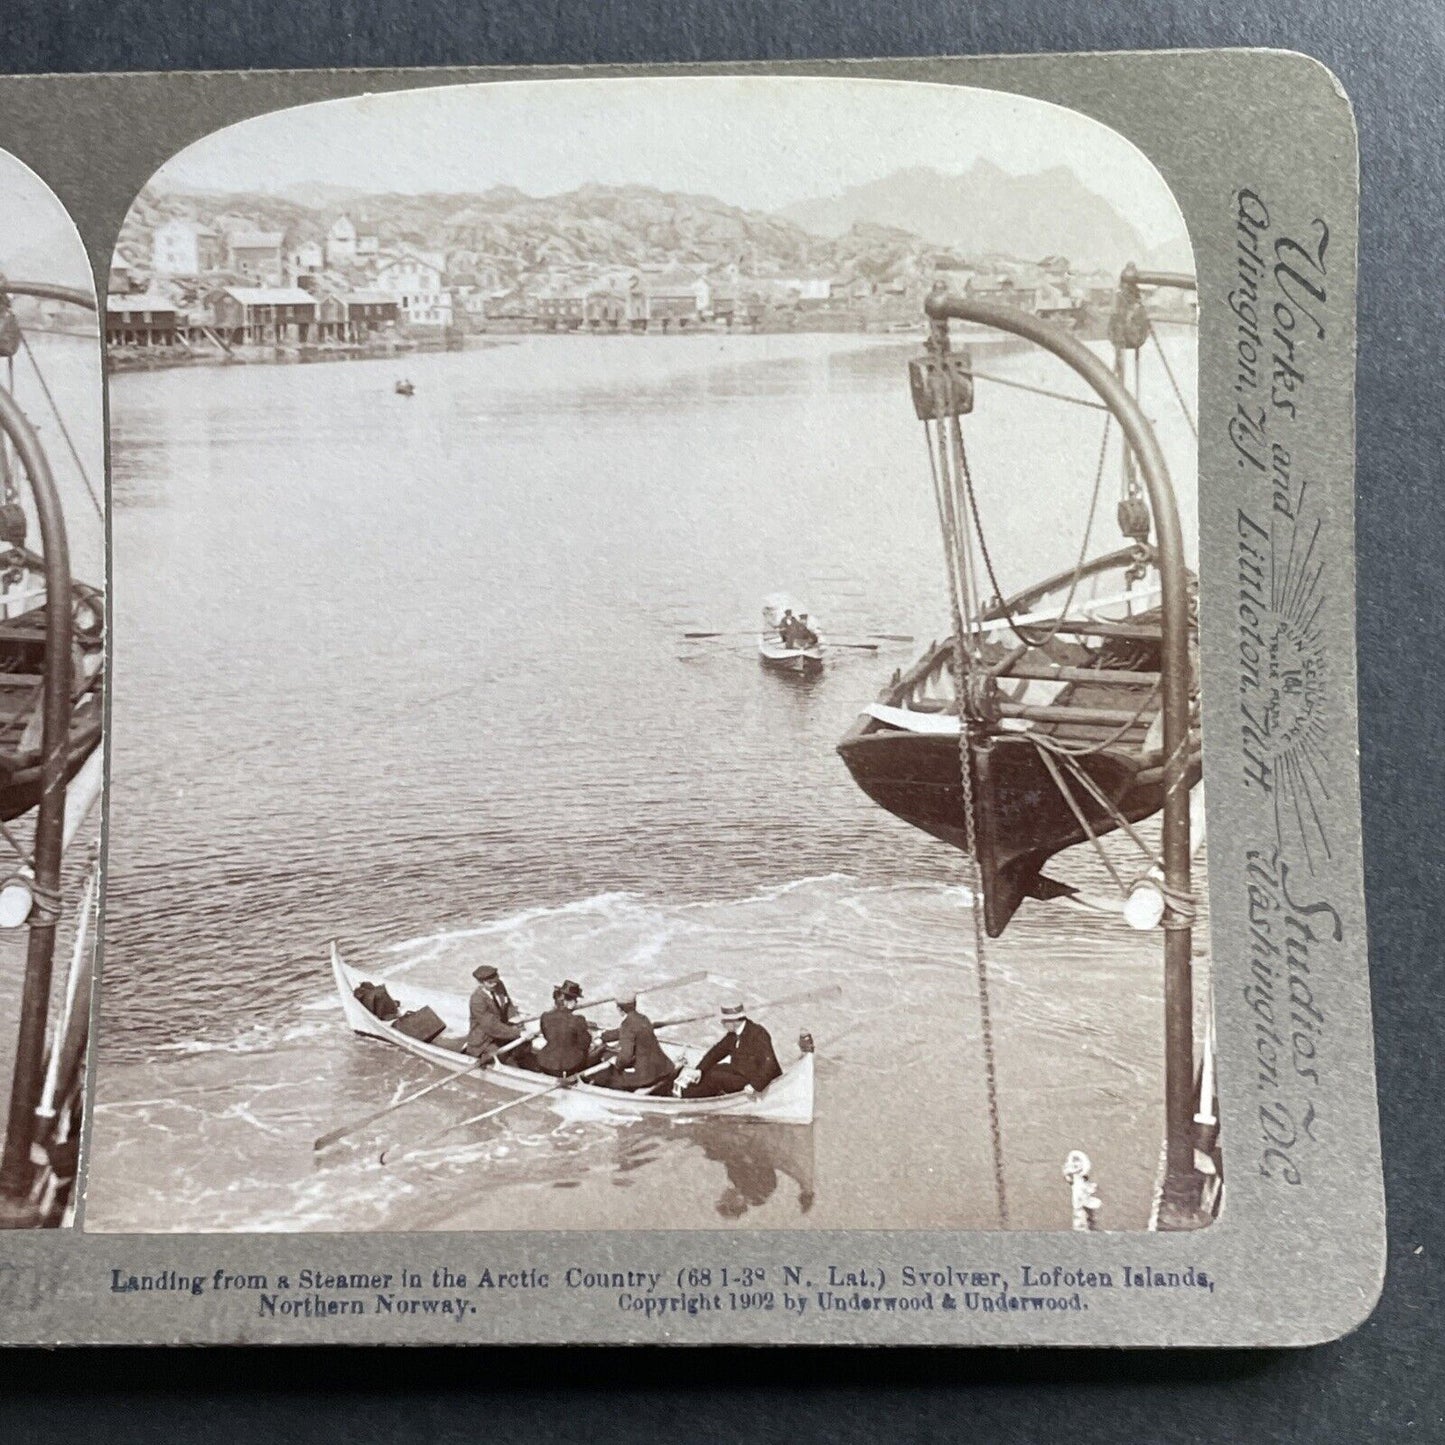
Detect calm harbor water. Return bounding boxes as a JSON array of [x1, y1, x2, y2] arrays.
[[88, 327, 1204, 1233]]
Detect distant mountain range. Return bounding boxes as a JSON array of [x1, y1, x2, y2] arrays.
[[781, 161, 1182, 273]]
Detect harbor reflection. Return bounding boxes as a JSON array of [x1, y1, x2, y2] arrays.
[[617, 1117, 816, 1220]]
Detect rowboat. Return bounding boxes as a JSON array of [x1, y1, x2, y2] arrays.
[[757, 635, 824, 673], [758, 592, 824, 674], [838, 548, 1201, 938], [330, 944, 816, 1125]]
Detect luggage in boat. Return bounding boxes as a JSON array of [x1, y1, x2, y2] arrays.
[[393, 1006, 446, 1044], [352, 981, 400, 1021]]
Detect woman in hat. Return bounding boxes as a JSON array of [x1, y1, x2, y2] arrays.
[[515, 980, 594, 1077], [676, 1002, 782, 1099]]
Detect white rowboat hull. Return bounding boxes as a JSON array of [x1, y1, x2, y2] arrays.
[[758, 636, 824, 671], [330, 945, 816, 1125]]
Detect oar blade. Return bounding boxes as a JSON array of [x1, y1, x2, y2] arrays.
[[381, 1061, 610, 1165], [315, 1119, 364, 1153], [314, 1062, 478, 1153]]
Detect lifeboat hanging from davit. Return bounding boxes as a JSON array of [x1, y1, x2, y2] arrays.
[[837, 265, 1202, 940], [0, 276, 105, 1229]]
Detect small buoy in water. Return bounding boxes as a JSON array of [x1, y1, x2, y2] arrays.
[[394, 379, 415, 397]]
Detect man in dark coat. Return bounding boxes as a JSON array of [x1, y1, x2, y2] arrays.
[[593, 994, 675, 1091], [679, 1003, 782, 1098], [461, 963, 523, 1062], [515, 980, 594, 1077]]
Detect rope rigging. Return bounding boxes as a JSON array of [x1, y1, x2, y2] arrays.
[[921, 354, 1008, 1228], [963, 403, 1113, 652], [1148, 324, 1198, 440], [17, 331, 104, 521], [913, 278, 1206, 1223], [918, 270, 1208, 1227]]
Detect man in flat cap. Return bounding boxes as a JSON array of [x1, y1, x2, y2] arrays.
[[459, 962, 524, 1062], [593, 993, 675, 1092], [678, 1002, 782, 1099], [515, 980, 594, 1077]]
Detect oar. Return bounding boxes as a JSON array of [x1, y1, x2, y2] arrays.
[[556, 968, 708, 1022], [381, 1061, 612, 1165], [829, 642, 879, 652], [313, 1037, 531, 1153], [869, 632, 916, 642], [314, 968, 706, 1152], [651, 982, 843, 1032]]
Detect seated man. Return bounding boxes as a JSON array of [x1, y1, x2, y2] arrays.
[[794, 613, 819, 648], [515, 980, 593, 1077], [457, 963, 523, 1062], [677, 1002, 782, 1098], [593, 994, 675, 1091]]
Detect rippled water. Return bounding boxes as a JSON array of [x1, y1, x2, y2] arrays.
[[87, 329, 1204, 1233]]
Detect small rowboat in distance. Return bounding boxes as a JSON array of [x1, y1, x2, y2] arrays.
[[330, 945, 816, 1126], [759, 592, 824, 674], [758, 636, 825, 673]]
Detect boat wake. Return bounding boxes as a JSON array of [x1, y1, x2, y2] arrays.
[[85, 856, 1194, 1234]]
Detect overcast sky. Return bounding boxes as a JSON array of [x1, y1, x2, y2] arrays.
[[152, 77, 1186, 247], [0, 148, 94, 289]]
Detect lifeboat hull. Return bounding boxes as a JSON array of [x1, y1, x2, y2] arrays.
[[837, 715, 1197, 936]]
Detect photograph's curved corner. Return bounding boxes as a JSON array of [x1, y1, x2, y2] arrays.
[[1258, 48, 1360, 165], [1301, 1229, 1388, 1348]]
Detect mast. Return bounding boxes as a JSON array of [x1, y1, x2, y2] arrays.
[[923, 277, 1206, 1228], [0, 280, 95, 1227]]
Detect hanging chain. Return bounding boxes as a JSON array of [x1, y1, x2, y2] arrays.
[[923, 349, 1009, 1229], [953, 699, 1009, 1227]]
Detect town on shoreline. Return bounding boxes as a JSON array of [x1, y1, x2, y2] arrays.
[[103, 182, 1197, 371]]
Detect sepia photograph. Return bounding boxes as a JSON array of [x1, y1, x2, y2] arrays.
[[0, 147, 105, 1229], [87, 76, 1214, 1236]]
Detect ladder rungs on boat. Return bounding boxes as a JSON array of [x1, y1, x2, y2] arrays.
[[1029, 619, 1163, 641], [996, 662, 1161, 686], [999, 698, 1159, 729]]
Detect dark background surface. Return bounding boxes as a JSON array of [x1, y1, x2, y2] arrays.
[[1, 1, 1441, 1440]]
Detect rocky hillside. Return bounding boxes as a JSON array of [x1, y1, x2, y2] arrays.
[[123, 176, 1114, 283], [118, 182, 836, 277]]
